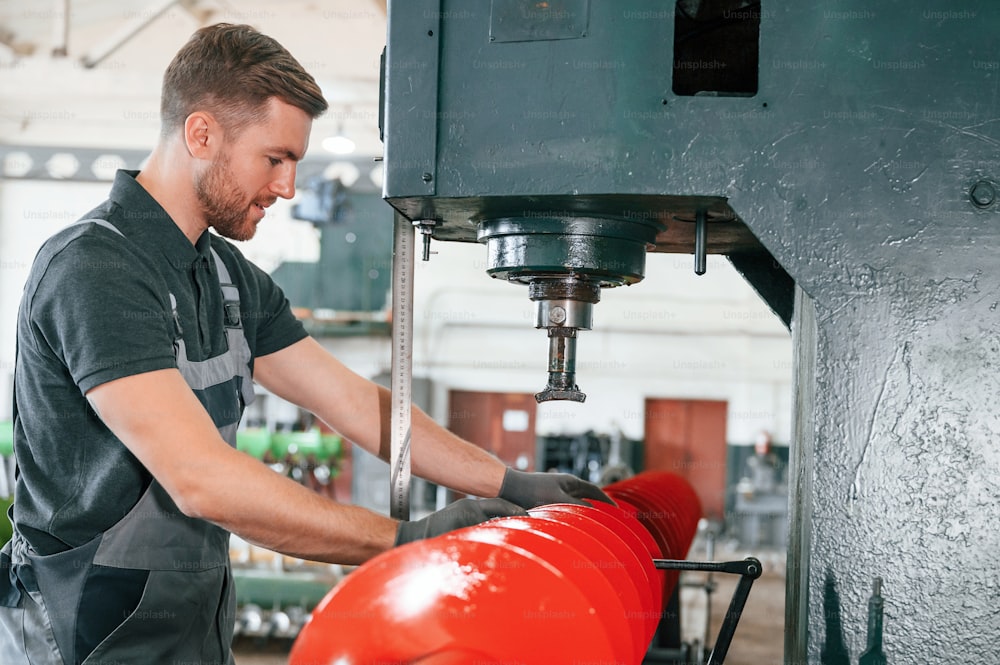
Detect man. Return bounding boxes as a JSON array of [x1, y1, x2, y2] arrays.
[[741, 429, 783, 496], [0, 24, 609, 664]]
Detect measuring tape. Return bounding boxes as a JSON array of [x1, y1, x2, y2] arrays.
[[389, 212, 414, 521]]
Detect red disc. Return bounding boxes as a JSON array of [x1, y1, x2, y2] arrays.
[[607, 487, 684, 601], [606, 472, 703, 603], [601, 496, 668, 610], [526, 506, 651, 658], [289, 534, 622, 664], [584, 498, 666, 610], [458, 516, 638, 663], [529, 503, 659, 648]]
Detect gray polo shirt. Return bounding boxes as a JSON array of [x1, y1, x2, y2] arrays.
[[12, 170, 308, 555]]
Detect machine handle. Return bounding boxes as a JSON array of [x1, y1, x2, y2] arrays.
[[652, 557, 762, 665], [694, 208, 708, 275]]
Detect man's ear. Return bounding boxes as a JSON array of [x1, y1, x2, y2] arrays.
[[183, 111, 219, 159]]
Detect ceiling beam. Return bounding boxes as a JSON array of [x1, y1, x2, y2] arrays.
[[50, 0, 69, 56], [79, 0, 179, 69]]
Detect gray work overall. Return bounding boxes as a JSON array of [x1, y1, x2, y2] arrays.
[[0, 219, 255, 664]]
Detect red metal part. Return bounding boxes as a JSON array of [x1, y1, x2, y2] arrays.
[[290, 471, 702, 665], [288, 535, 622, 663], [584, 496, 667, 610], [605, 471, 703, 602], [450, 518, 636, 662], [529, 504, 659, 648]]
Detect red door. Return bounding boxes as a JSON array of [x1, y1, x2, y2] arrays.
[[643, 398, 727, 521], [447, 390, 538, 470]]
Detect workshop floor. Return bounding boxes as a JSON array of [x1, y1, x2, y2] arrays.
[[232, 542, 786, 665]]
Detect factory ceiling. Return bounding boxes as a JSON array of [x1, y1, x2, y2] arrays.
[[0, 0, 388, 155]]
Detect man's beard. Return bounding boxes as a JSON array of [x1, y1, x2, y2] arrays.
[[195, 151, 257, 242]]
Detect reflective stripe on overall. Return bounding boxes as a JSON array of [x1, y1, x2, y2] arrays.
[[0, 219, 255, 664]]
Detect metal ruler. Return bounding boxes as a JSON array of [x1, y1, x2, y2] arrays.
[[389, 212, 414, 520]]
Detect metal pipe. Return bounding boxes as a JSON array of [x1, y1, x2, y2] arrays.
[[80, 0, 179, 68], [694, 208, 708, 275], [547, 329, 576, 377], [51, 0, 69, 56]]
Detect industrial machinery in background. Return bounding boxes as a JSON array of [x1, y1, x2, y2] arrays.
[[0, 421, 13, 545], [237, 426, 344, 498], [289, 471, 761, 664], [274, 174, 395, 335], [540, 427, 640, 486], [228, 426, 349, 643]]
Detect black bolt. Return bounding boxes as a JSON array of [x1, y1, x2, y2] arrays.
[[421, 172, 433, 183], [970, 179, 996, 208]]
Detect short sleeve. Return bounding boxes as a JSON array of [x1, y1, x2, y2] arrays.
[[245, 259, 308, 357], [25, 231, 178, 394]]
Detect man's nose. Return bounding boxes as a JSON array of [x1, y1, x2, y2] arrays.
[[271, 164, 296, 199]]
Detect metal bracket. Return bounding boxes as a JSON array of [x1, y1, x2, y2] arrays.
[[694, 208, 708, 275], [413, 219, 437, 261], [651, 557, 762, 665]]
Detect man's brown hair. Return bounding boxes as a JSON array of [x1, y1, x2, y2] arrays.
[[160, 23, 328, 138]]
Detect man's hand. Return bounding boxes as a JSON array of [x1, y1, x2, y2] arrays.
[[498, 469, 615, 509], [394, 497, 526, 546]]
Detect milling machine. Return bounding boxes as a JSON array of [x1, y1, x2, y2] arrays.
[[380, 1, 1000, 663]]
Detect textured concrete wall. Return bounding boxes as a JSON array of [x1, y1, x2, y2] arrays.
[[735, 5, 1000, 661], [788, 261, 1000, 662]]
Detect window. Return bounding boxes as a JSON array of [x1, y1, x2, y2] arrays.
[[673, 0, 760, 96]]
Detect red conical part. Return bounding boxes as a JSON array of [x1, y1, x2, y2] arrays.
[[458, 516, 638, 663], [605, 471, 702, 602], [289, 533, 623, 664], [583, 497, 666, 610], [530, 503, 660, 649], [289, 471, 701, 664]]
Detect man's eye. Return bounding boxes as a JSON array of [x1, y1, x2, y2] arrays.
[[268, 157, 282, 167]]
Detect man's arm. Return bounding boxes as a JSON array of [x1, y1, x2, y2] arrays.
[[254, 338, 616, 511], [86, 368, 398, 565], [253, 337, 508, 498]]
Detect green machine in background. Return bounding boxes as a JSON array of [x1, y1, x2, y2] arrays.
[[0, 421, 14, 546], [237, 427, 344, 489], [233, 427, 348, 641]]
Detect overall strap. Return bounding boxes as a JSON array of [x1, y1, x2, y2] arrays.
[[210, 248, 242, 328]]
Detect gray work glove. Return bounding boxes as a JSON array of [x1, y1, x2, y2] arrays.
[[394, 497, 527, 546], [498, 468, 616, 509]]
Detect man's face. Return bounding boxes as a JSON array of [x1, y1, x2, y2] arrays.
[[195, 97, 312, 241]]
